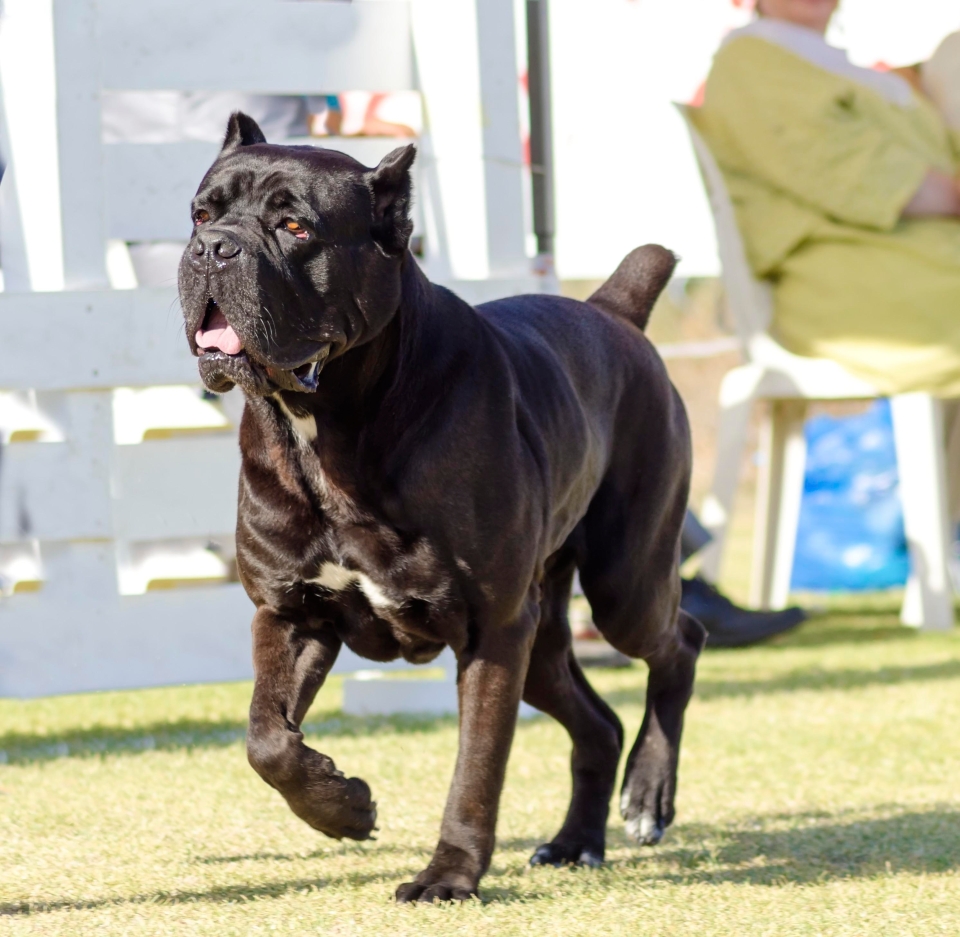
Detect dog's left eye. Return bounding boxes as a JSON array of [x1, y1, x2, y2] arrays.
[[283, 219, 309, 240]]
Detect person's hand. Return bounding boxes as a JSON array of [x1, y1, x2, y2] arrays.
[[902, 169, 960, 218]]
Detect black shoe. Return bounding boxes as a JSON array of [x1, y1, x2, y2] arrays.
[[680, 576, 806, 648]]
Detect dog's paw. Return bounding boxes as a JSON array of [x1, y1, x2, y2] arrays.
[[619, 738, 677, 848], [395, 874, 478, 904], [620, 786, 669, 846], [529, 841, 604, 868], [294, 773, 378, 841], [622, 808, 665, 846]]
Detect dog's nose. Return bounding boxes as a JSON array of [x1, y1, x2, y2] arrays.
[[193, 230, 242, 259]]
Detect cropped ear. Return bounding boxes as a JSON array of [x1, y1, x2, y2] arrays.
[[367, 144, 416, 254], [221, 111, 267, 153]]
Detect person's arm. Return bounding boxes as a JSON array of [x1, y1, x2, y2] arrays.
[[902, 169, 960, 217], [702, 39, 934, 231]]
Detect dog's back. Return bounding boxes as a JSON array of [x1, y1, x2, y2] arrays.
[[473, 244, 679, 452]]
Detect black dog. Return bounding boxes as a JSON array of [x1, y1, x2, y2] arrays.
[[179, 113, 705, 903]]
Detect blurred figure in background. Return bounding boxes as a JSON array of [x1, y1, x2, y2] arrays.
[[694, 0, 960, 396], [692, 0, 960, 524]]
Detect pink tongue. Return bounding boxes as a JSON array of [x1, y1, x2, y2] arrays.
[[196, 307, 243, 355]]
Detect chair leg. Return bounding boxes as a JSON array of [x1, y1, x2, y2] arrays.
[[699, 364, 761, 583], [890, 393, 954, 630], [750, 399, 807, 610]]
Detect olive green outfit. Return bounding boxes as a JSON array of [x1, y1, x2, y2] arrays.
[[692, 36, 960, 396]]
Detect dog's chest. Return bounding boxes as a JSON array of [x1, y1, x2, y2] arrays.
[[274, 402, 451, 618], [306, 561, 396, 609]]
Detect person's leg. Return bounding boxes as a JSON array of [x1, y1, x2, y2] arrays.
[[681, 510, 805, 647]]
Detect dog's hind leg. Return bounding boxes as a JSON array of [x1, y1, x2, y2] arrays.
[[617, 609, 703, 845], [584, 561, 704, 845], [578, 467, 706, 847], [246, 607, 378, 841], [523, 550, 624, 868]]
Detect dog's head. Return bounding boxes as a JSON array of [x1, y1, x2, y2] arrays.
[[179, 112, 416, 395]]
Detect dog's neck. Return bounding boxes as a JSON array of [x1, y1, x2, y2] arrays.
[[276, 255, 426, 427], [250, 257, 468, 495]]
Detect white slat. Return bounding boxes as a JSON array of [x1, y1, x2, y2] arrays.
[[0, 543, 254, 697], [0, 393, 114, 542], [0, 443, 106, 541], [54, 0, 110, 287], [97, 0, 413, 93], [112, 437, 240, 540], [0, 541, 444, 698], [104, 138, 407, 243], [0, 279, 552, 395], [0, 289, 193, 391]]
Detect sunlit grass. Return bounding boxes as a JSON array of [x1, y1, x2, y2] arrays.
[[2, 593, 959, 935]]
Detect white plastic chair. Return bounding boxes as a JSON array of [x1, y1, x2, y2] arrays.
[[678, 105, 955, 631]]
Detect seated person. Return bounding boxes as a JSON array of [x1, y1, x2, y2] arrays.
[[691, 0, 960, 399]]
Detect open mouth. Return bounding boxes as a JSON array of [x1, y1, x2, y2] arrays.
[[194, 299, 328, 393], [196, 298, 244, 356]]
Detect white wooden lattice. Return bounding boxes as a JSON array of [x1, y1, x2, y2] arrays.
[[0, 0, 550, 697]]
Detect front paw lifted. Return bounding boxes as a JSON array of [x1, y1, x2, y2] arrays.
[[286, 765, 378, 841]]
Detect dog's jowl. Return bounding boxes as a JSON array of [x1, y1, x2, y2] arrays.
[[179, 112, 705, 903]]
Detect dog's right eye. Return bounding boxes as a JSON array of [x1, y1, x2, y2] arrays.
[[194, 209, 210, 226], [283, 219, 310, 241]]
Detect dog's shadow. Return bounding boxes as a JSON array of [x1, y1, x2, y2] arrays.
[[0, 710, 457, 766], [599, 659, 960, 708], [606, 806, 960, 886], [4, 808, 957, 916]]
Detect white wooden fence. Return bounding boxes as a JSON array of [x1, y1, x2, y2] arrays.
[[0, 0, 552, 698]]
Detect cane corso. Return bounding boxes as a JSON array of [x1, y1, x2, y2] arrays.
[[179, 112, 705, 903]]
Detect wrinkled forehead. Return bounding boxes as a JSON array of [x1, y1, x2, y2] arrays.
[[194, 145, 372, 216]]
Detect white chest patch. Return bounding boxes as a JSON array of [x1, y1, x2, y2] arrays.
[[307, 561, 396, 608], [275, 397, 317, 444]]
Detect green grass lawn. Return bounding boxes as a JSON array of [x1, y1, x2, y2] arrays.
[[2, 595, 959, 936]]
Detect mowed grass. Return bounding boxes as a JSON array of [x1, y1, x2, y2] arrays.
[[2, 596, 959, 936]]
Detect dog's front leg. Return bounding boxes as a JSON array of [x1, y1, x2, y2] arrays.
[[246, 607, 377, 841], [395, 602, 538, 903]]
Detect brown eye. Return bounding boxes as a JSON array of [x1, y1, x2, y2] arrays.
[[194, 209, 210, 225], [284, 219, 309, 240]]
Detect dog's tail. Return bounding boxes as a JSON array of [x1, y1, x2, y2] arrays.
[[587, 244, 677, 332]]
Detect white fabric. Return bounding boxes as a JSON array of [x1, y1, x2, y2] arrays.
[[724, 18, 917, 108], [922, 31, 960, 130]]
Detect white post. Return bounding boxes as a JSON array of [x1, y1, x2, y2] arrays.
[[699, 363, 761, 582], [750, 399, 807, 610], [52, 0, 109, 289], [891, 393, 954, 630], [0, 0, 65, 291], [412, 0, 530, 283]]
